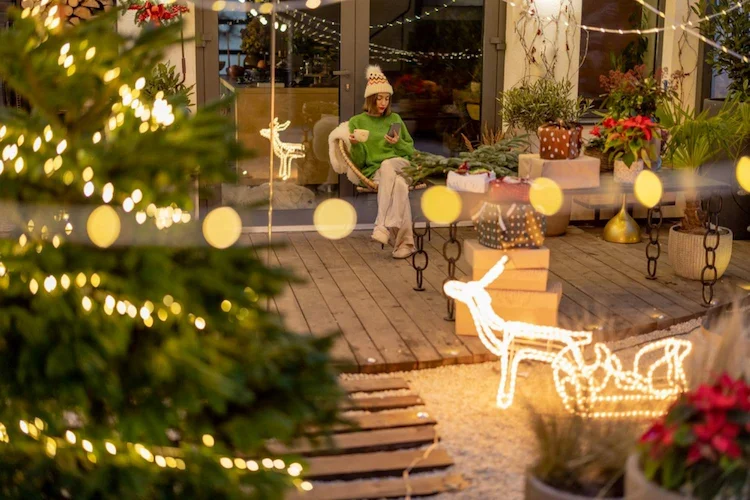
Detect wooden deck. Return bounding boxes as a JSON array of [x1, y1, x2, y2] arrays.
[[249, 227, 750, 373]]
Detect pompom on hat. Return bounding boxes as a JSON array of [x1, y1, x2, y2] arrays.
[[364, 65, 393, 98]]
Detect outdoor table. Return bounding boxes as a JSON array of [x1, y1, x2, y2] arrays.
[[412, 169, 731, 321]]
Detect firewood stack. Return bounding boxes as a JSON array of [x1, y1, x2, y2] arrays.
[[21, 0, 115, 25]]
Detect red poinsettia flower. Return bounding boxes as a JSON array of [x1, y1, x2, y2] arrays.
[[711, 433, 741, 459], [602, 117, 616, 129], [590, 125, 601, 137]]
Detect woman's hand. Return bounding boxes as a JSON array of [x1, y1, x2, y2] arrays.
[[349, 134, 359, 145], [384, 132, 399, 145]]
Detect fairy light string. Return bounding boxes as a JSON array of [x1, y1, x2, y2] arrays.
[[444, 256, 693, 419]]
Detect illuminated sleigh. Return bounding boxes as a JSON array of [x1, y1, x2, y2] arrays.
[[444, 256, 692, 418]]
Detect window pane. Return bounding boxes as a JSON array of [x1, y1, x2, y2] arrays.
[[369, 0, 484, 155]]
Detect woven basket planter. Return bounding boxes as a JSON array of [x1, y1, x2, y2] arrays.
[[583, 147, 614, 172], [668, 225, 733, 280]]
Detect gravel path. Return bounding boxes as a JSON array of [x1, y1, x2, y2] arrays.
[[340, 318, 705, 499]]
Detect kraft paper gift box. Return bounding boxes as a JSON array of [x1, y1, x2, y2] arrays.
[[464, 239, 550, 270], [455, 281, 562, 336], [446, 170, 496, 194], [518, 153, 600, 189]]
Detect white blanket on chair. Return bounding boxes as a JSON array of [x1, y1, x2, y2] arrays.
[[328, 121, 361, 186]]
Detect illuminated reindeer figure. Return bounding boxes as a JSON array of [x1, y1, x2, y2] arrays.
[[260, 118, 306, 181], [444, 257, 692, 418]]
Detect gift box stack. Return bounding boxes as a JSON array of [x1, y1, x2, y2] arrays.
[[456, 176, 561, 336]]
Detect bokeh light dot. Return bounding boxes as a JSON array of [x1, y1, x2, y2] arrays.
[[529, 178, 563, 216], [737, 156, 750, 193], [87, 205, 121, 248], [313, 199, 357, 240], [421, 186, 461, 224], [634, 170, 663, 208], [202, 207, 242, 249]]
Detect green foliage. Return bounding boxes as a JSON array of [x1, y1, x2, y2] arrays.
[[599, 65, 682, 119], [599, 116, 658, 167], [0, 8, 343, 498], [498, 79, 592, 136], [693, 0, 750, 97], [528, 407, 640, 497], [404, 135, 527, 184], [657, 94, 748, 170], [143, 62, 194, 107]]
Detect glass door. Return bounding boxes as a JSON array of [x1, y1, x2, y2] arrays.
[[205, 0, 347, 228]]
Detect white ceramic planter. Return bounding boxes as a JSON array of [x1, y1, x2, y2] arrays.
[[526, 474, 623, 500], [624, 454, 687, 500], [613, 159, 644, 184], [668, 225, 733, 280]]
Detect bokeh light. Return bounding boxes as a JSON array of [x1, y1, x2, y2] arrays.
[[529, 178, 563, 216], [313, 199, 357, 240], [634, 170, 663, 208], [87, 205, 121, 248], [421, 186, 462, 224], [202, 207, 242, 249], [737, 156, 750, 193]]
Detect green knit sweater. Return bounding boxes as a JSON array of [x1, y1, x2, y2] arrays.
[[348, 112, 415, 178]]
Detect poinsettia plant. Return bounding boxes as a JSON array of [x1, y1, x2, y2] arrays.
[[593, 115, 658, 167], [638, 373, 750, 499], [127, 0, 189, 27]]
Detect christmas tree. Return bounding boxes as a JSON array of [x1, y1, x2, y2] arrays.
[[0, 6, 342, 498]]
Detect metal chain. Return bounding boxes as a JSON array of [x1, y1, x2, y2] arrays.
[[701, 193, 722, 306], [442, 223, 462, 321], [645, 204, 663, 280], [411, 222, 429, 292]]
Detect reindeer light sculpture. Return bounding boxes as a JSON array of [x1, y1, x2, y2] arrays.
[[260, 118, 306, 181], [444, 256, 692, 418]]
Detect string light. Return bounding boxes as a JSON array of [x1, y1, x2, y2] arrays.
[[444, 256, 693, 418]]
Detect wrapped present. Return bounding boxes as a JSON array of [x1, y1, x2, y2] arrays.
[[518, 153, 600, 189], [488, 177, 530, 204], [538, 122, 583, 160], [474, 202, 546, 250], [446, 170, 496, 193], [464, 240, 550, 291]]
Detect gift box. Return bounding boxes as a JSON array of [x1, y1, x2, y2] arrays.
[[455, 282, 562, 336], [464, 240, 550, 291], [489, 177, 530, 204], [519, 154, 601, 189], [538, 122, 583, 160], [474, 202, 545, 250], [446, 170, 496, 194]]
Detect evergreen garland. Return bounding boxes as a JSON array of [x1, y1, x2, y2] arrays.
[[404, 136, 527, 184]]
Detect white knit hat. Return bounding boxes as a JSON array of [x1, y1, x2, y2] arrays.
[[364, 65, 393, 98]]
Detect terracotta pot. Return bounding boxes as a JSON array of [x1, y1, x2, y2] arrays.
[[624, 454, 688, 500], [545, 196, 572, 237], [613, 159, 644, 184], [243, 53, 259, 68], [526, 474, 623, 500], [668, 225, 733, 280]]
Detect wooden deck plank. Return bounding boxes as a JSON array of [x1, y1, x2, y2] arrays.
[[268, 233, 358, 369], [302, 232, 442, 370], [286, 473, 467, 499], [547, 237, 690, 326], [325, 409, 437, 434], [269, 426, 437, 456], [343, 395, 424, 412], [342, 233, 480, 364], [303, 448, 454, 480], [247, 234, 307, 333], [340, 378, 410, 393]]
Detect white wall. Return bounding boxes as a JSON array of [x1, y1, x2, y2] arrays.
[[116, 5, 197, 112]]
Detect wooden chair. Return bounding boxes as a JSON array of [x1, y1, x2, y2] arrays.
[[335, 139, 427, 194]]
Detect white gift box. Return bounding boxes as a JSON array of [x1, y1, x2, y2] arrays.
[[446, 170, 497, 193]]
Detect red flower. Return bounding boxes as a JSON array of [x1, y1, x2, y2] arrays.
[[590, 126, 601, 137], [602, 117, 616, 129], [687, 444, 702, 465], [711, 434, 741, 459]]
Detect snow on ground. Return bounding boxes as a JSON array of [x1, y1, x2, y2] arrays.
[[340, 318, 704, 499]]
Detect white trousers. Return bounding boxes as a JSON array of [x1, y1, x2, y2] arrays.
[[374, 157, 414, 249]]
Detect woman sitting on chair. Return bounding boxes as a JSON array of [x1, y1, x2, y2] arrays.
[[349, 65, 416, 259]]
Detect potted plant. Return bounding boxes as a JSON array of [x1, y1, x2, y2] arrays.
[[628, 373, 750, 499], [498, 78, 591, 152], [595, 115, 658, 184], [143, 61, 194, 108], [658, 97, 746, 280], [240, 15, 269, 69], [526, 408, 639, 499]]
